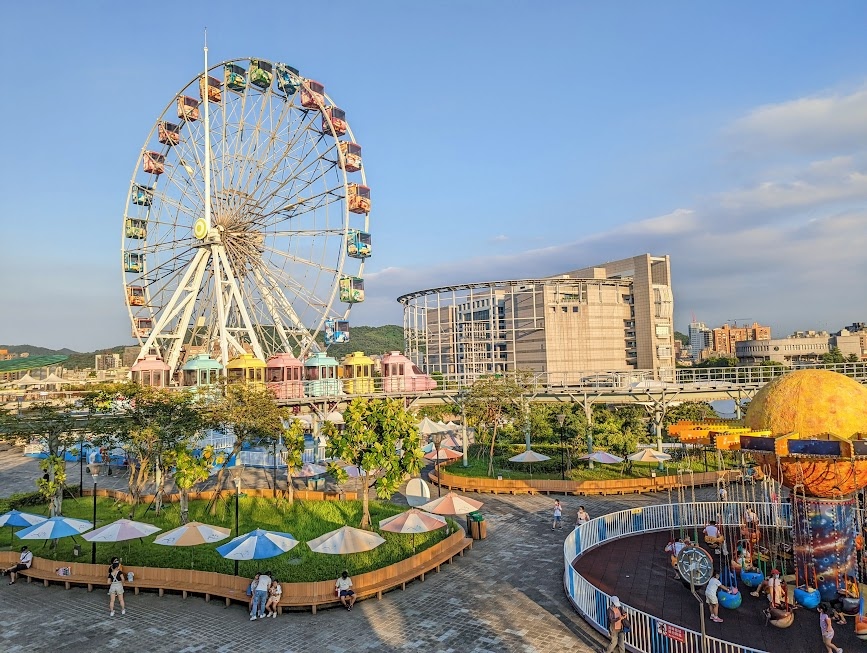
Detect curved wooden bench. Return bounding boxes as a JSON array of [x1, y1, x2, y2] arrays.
[[0, 530, 473, 613]]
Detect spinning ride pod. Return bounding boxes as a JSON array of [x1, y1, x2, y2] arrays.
[[122, 53, 371, 378]]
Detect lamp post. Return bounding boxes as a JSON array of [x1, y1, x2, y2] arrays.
[[233, 475, 241, 576], [88, 465, 99, 564], [457, 390, 469, 468], [556, 413, 566, 480], [432, 431, 444, 498], [79, 432, 84, 497]]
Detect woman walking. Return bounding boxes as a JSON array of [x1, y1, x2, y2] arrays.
[[108, 557, 126, 617]]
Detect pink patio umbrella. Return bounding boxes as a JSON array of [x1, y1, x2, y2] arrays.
[[424, 447, 462, 462], [419, 492, 483, 516], [82, 519, 162, 543], [293, 462, 328, 478], [379, 508, 447, 551], [307, 526, 385, 555], [153, 521, 231, 569]]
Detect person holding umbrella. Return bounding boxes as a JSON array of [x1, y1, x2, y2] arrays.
[[4, 546, 33, 584], [107, 557, 126, 617]]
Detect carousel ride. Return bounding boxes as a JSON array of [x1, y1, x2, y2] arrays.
[[669, 369, 867, 635]]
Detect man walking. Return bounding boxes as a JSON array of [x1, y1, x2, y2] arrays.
[[604, 596, 627, 653], [250, 570, 271, 620]]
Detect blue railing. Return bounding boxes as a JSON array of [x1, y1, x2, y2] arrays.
[[564, 501, 791, 653]]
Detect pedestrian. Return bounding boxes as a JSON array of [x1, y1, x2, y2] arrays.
[[604, 595, 627, 653], [818, 603, 843, 653], [705, 570, 732, 623], [576, 505, 591, 526], [246, 573, 260, 613], [3, 546, 33, 584], [107, 556, 126, 617], [553, 500, 562, 529], [250, 570, 271, 620], [336, 570, 356, 611], [718, 484, 727, 502]]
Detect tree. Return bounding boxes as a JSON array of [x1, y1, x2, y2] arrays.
[[266, 418, 305, 505], [846, 353, 860, 363], [201, 383, 289, 512], [695, 356, 739, 368], [84, 383, 203, 514], [325, 398, 422, 529], [170, 445, 213, 524], [465, 372, 532, 476], [821, 347, 845, 364], [0, 403, 81, 517]]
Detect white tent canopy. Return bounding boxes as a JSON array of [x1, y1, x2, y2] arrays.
[[13, 374, 39, 386]]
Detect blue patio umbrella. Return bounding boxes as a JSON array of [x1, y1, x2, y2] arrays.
[[16, 516, 92, 541], [0, 510, 47, 547], [216, 528, 300, 561]]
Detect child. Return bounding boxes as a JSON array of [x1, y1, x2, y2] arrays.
[[553, 500, 562, 529], [265, 578, 282, 618]]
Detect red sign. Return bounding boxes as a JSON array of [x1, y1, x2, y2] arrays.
[[656, 623, 686, 643]]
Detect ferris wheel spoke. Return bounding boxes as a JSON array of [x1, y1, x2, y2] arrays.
[[261, 246, 338, 277], [251, 266, 319, 354], [254, 184, 345, 229]]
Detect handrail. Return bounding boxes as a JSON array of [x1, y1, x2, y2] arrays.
[[563, 501, 790, 653]]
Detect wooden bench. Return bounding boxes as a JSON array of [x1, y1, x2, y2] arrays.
[[0, 530, 473, 614]]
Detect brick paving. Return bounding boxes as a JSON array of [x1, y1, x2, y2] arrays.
[[0, 448, 715, 653]]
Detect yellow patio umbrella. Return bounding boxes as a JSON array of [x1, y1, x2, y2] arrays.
[[153, 521, 231, 569]]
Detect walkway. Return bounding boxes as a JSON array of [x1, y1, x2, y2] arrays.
[[0, 447, 712, 652]]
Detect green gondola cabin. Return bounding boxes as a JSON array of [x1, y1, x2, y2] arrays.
[[339, 276, 365, 303], [338, 142, 362, 172], [125, 218, 147, 239], [158, 121, 181, 146], [250, 59, 273, 89], [225, 63, 247, 92]]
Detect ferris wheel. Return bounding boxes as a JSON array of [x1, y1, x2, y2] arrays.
[[122, 52, 370, 374]]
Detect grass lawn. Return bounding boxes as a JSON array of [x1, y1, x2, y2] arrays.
[[0, 496, 454, 582], [443, 456, 726, 481]]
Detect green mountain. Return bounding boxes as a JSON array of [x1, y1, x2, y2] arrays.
[[1, 344, 129, 370], [674, 331, 689, 345]]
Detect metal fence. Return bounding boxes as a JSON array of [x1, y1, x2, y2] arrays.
[[563, 501, 791, 653]]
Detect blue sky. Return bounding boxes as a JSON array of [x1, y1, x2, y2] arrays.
[[1, 1, 866, 351]]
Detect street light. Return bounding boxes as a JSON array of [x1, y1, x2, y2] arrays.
[[432, 431, 444, 498], [87, 465, 99, 564], [556, 413, 566, 481], [456, 390, 469, 468]]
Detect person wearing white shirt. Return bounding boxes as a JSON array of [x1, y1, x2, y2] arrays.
[[576, 506, 591, 526], [335, 570, 356, 610], [250, 572, 271, 620], [705, 571, 733, 623], [4, 546, 33, 584], [703, 520, 724, 552]]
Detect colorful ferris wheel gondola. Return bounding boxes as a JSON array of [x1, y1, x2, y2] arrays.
[[122, 48, 370, 368]]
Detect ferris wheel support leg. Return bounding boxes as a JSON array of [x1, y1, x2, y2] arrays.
[[253, 265, 318, 355], [165, 250, 211, 374], [212, 245, 266, 363], [139, 247, 211, 363], [211, 244, 231, 367]]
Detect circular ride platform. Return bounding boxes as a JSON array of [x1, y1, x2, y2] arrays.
[[573, 530, 862, 652]]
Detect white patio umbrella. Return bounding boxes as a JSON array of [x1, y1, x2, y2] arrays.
[[627, 449, 672, 463], [307, 526, 385, 555], [16, 516, 92, 540], [418, 417, 449, 438], [508, 450, 551, 463], [0, 510, 47, 547], [154, 521, 231, 569], [420, 492, 483, 516], [405, 478, 432, 507]]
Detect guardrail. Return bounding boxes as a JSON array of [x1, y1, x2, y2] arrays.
[[563, 501, 791, 653]]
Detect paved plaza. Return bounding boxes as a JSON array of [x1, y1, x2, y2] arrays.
[[0, 449, 708, 653]]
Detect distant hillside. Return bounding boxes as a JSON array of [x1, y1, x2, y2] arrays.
[[674, 331, 689, 345], [2, 325, 406, 368], [316, 325, 405, 358], [1, 344, 129, 370]]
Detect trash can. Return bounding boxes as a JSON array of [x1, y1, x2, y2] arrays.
[[467, 511, 486, 540]]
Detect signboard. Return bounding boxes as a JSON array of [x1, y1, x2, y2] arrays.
[[656, 623, 686, 643]]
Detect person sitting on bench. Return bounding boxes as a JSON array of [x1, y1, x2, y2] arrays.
[[3, 546, 33, 585]]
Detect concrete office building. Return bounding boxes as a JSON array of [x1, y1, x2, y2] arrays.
[[688, 321, 712, 360], [399, 254, 676, 382], [712, 322, 771, 356], [736, 333, 831, 364]]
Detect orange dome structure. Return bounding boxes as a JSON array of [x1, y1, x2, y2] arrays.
[[744, 370, 867, 497]]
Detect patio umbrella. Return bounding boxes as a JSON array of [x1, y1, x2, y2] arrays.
[[508, 450, 551, 463], [16, 516, 92, 540], [307, 526, 385, 555], [439, 435, 464, 449], [216, 528, 300, 560], [405, 477, 431, 507], [418, 417, 449, 438], [627, 449, 672, 463], [420, 492, 483, 516], [154, 521, 231, 569], [424, 447, 462, 462], [380, 508, 447, 551], [0, 510, 47, 547], [81, 519, 162, 542], [578, 451, 624, 464]]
